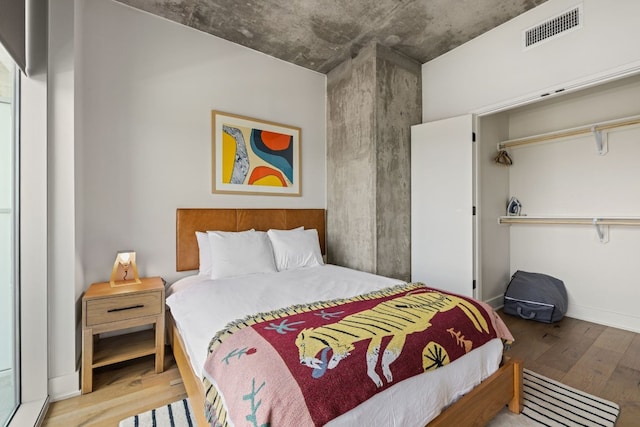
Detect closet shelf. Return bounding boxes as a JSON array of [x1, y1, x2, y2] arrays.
[[498, 216, 640, 226], [499, 216, 640, 243], [497, 114, 640, 153]]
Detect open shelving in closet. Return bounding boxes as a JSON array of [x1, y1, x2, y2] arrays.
[[496, 113, 640, 240], [476, 73, 640, 332]]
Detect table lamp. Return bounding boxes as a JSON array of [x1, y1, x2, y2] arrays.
[[110, 250, 142, 287]]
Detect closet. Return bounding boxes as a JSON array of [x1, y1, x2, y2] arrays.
[[412, 73, 640, 333]]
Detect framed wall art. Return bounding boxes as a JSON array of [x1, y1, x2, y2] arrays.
[[212, 110, 301, 196]]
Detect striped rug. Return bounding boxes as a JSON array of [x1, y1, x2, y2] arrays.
[[119, 399, 194, 427], [121, 370, 619, 427], [490, 369, 620, 427]]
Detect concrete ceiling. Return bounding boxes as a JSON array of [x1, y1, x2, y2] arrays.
[[116, 0, 547, 74]]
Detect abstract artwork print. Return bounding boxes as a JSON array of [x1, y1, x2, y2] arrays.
[[212, 111, 300, 196]]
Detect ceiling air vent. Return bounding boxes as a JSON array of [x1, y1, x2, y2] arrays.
[[524, 5, 582, 49]]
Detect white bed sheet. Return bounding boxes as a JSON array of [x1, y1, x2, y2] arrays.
[[166, 264, 503, 427]]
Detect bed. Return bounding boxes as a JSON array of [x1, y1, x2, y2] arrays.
[[168, 208, 523, 426]]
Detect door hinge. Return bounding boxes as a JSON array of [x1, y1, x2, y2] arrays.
[[473, 280, 477, 290], [472, 206, 476, 216], [472, 132, 476, 142]]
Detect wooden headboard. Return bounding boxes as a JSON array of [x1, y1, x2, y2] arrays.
[[176, 208, 326, 272]]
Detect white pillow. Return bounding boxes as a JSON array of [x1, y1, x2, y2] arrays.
[[196, 229, 255, 276], [196, 231, 212, 276], [267, 228, 324, 271], [207, 230, 277, 279]]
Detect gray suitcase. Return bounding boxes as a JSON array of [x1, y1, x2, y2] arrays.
[[503, 270, 568, 323]]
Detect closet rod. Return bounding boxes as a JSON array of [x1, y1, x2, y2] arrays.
[[497, 114, 640, 150], [499, 216, 640, 226]]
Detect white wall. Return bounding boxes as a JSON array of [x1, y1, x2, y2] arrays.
[[422, 0, 640, 121], [78, 0, 326, 287], [45, 0, 327, 399], [476, 113, 510, 307], [420, 0, 640, 331], [506, 75, 640, 332], [48, 0, 81, 400]]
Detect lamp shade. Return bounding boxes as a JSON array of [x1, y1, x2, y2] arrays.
[[110, 250, 141, 287]]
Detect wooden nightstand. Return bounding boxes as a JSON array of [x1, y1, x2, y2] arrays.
[[81, 276, 165, 394]]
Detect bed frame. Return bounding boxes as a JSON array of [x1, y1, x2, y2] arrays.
[[170, 208, 522, 427]]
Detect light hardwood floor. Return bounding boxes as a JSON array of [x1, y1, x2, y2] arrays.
[[43, 313, 639, 426], [499, 310, 640, 426], [42, 351, 186, 427]]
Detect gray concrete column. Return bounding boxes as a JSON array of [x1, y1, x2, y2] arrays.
[[327, 42, 421, 281]]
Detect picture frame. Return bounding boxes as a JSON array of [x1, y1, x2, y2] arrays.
[[212, 110, 301, 196]]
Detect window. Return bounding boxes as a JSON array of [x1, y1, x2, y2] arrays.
[[0, 43, 19, 427]]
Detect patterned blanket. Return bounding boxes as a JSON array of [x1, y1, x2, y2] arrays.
[[202, 283, 507, 427]]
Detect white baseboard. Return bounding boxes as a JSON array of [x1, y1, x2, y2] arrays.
[[48, 370, 80, 401], [485, 293, 639, 334], [567, 304, 640, 334], [483, 294, 504, 310]]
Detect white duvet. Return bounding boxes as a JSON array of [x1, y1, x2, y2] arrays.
[[166, 264, 503, 427]]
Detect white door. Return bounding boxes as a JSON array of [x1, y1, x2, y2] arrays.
[[411, 114, 475, 297]]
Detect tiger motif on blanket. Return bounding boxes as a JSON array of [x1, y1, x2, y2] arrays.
[[295, 289, 489, 386], [202, 282, 502, 427]]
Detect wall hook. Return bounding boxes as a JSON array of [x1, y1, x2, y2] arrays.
[[591, 126, 608, 155], [593, 218, 609, 243]]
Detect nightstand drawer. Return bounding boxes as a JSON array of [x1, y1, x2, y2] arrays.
[[86, 292, 162, 326]]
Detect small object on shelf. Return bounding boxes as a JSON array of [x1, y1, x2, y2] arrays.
[[507, 197, 521, 216]]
